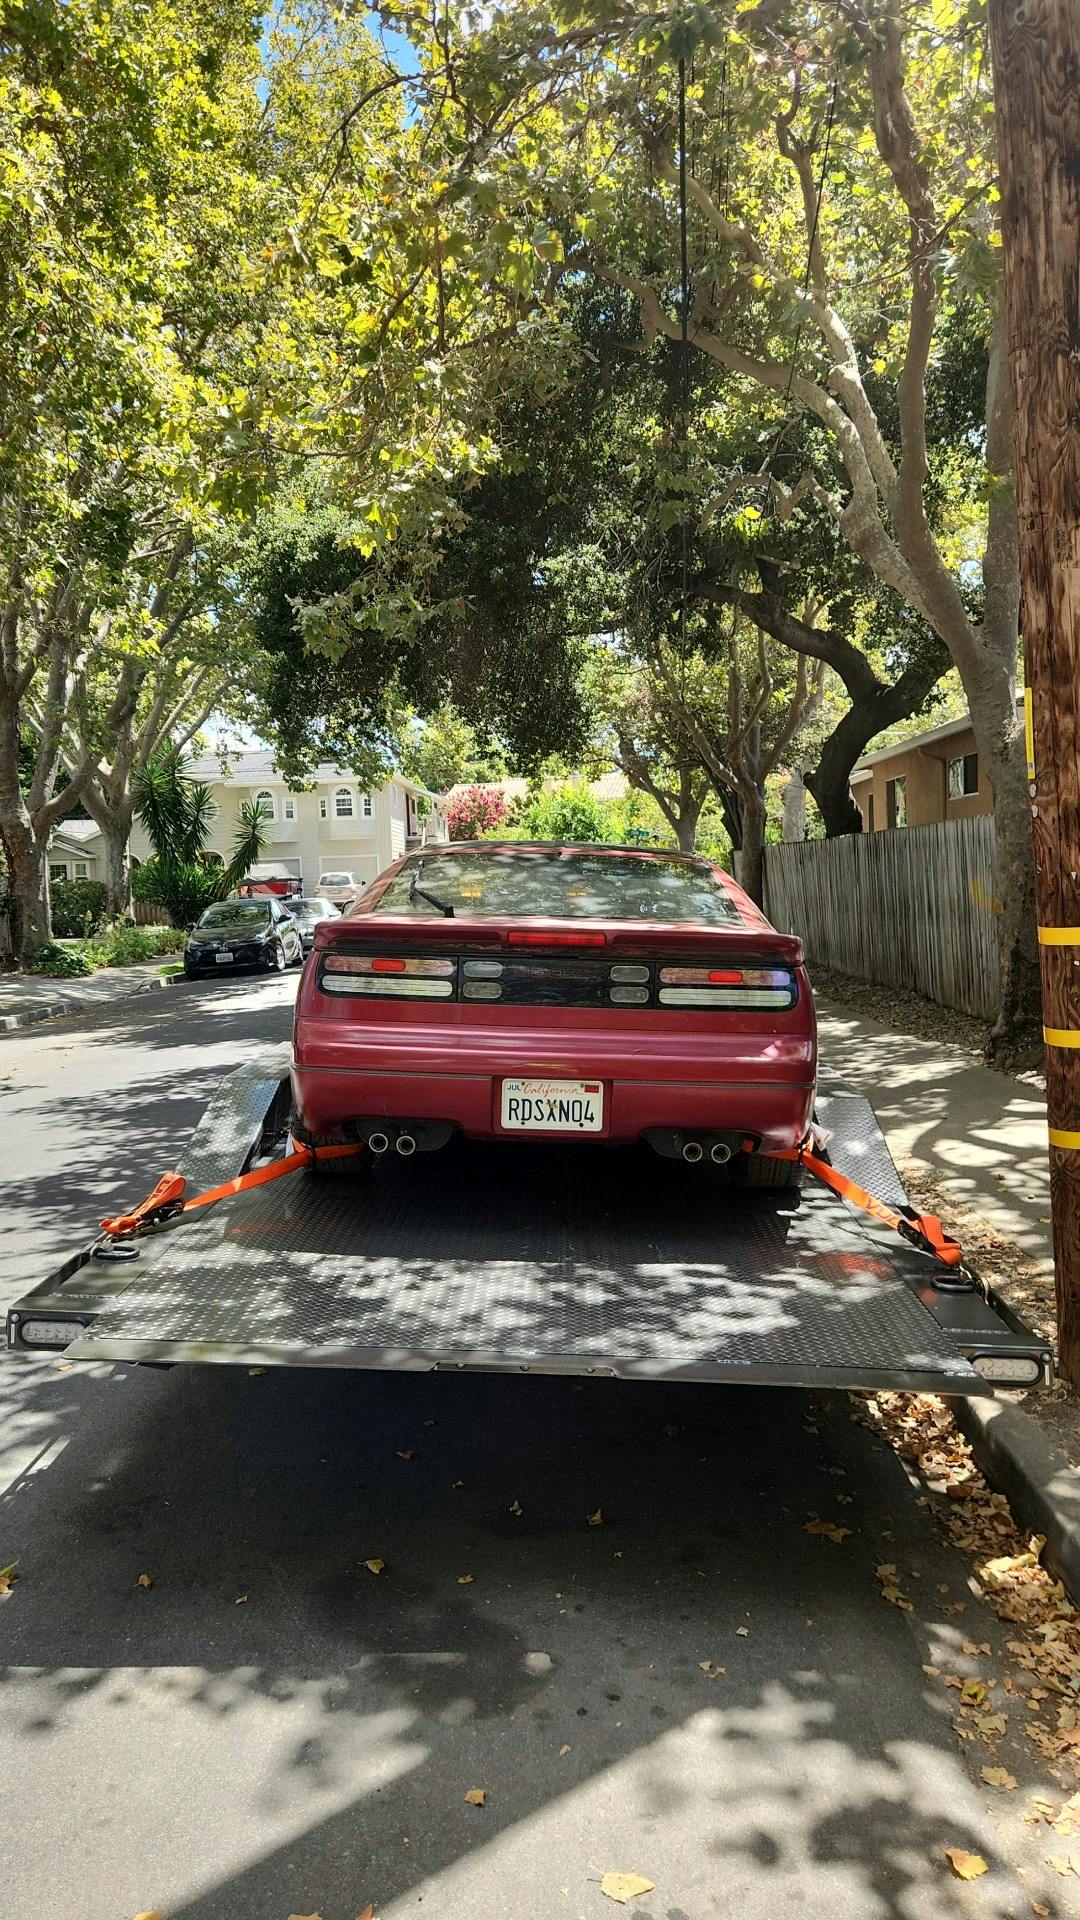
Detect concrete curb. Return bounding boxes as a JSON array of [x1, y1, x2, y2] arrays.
[[0, 969, 184, 1033], [955, 1394, 1080, 1602]]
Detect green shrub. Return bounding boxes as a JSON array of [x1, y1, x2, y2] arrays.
[[30, 942, 93, 978], [83, 923, 159, 968], [50, 876, 109, 938]]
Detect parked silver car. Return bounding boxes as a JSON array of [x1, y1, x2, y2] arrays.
[[289, 895, 341, 953]]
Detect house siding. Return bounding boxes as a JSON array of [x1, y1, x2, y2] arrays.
[[853, 723, 991, 831]]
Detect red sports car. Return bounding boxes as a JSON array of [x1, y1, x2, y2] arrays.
[[291, 842, 816, 1181]]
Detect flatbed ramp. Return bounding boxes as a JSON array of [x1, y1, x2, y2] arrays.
[[9, 1056, 1050, 1394]]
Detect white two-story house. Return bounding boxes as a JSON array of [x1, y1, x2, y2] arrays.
[[127, 750, 446, 893]]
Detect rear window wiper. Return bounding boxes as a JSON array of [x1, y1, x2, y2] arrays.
[[409, 862, 455, 917]]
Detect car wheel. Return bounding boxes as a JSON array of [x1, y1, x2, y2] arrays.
[[269, 940, 286, 973], [730, 1152, 805, 1190], [183, 960, 198, 980], [290, 941, 304, 967]]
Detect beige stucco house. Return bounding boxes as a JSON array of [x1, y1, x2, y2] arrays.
[[850, 710, 996, 832]]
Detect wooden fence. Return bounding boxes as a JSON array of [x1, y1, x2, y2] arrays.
[[762, 814, 1000, 1021]]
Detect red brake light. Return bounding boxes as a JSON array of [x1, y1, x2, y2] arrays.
[[708, 969, 744, 984], [507, 930, 607, 948], [371, 957, 406, 973]]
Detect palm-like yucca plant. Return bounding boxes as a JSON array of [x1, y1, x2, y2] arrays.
[[134, 749, 268, 926]]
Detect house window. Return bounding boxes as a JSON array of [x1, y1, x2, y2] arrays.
[[319, 797, 328, 820], [74, 861, 89, 879], [253, 789, 276, 821], [283, 795, 297, 822], [334, 786, 355, 819], [948, 752, 979, 799], [886, 776, 907, 829], [362, 793, 373, 818], [49, 862, 68, 884]]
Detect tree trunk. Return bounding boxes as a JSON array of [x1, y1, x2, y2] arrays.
[[781, 771, 806, 842], [984, 728, 1041, 1053], [675, 814, 698, 853], [739, 788, 765, 907], [84, 793, 134, 919], [1, 817, 50, 964]]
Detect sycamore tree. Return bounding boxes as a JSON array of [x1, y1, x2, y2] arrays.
[[357, 0, 1028, 1047]]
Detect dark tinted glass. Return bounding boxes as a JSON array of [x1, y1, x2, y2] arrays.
[[373, 850, 741, 923], [198, 902, 270, 928]]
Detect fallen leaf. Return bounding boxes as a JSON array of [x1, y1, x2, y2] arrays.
[[132, 1912, 165, 1918], [559, 1744, 572, 1756], [587, 1509, 603, 1527], [942, 1602, 967, 1616], [804, 1519, 851, 1544], [365, 1559, 386, 1576], [234, 1594, 249, 1606], [945, 1849, 988, 1881], [599, 1872, 655, 1904], [396, 1450, 416, 1462], [56, 1362, 72, 1373], [464, 1789, 486, 1807], [1031, 1903, 1050, 1916], [509, 1500, 523, 1516], [457, 1574, 475, 1585], [981, 1767, 1018, 1790], [0, 1563, 17, 1596], [974, 1712, 1007, 1736], [248, 1367, 266, 1376], [357, 1907, 376, 1919], [698, 1661, 726, 1679], [961, 1679, 988, 1704], [963, 1641, 992, 1657], [452, 1479, 465, 1489], [736, 1627, 750, 1637], [136, 1573, 153, 1590], [1046, 1856, 1080, 1876], [922, 1665, 940, 1677]]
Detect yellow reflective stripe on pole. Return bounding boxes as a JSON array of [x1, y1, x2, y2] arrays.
[[1049, 1127, 1080, 1150], [1025, 686, 1035, 781], [1044, 1028, 1080, 1048], [1038, 926, 1080, 944]]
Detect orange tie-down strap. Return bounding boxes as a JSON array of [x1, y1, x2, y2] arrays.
[[100, 1143, 366, 1239], [760, 1144, 964, 1270]]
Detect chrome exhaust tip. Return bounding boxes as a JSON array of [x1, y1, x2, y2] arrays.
[[710, 1141, 733, 1165], [395, 1133, 417, 1157], [368, 1131, 391, 1155], [681, 1140, 704, 1164]]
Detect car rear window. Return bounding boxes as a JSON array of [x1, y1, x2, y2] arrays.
[[319, 873, 352, 886], [198, 902, 270, 928], [295, 899, 332, 915], [372, 849, 741, 923]]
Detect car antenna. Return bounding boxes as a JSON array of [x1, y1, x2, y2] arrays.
[[409, 859, 455, 917]]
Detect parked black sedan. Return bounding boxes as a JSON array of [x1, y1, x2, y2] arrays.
[[184, 898, 304, 979]]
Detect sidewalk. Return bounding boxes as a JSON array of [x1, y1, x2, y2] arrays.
[[0, 957, 182, 1032], [817, 998, 1052, 1281]]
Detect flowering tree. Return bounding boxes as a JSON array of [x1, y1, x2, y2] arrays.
[[446, 786, 511, 841]]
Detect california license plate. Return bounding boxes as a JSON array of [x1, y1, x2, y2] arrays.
[[500, 1078, 604, 1133], [215, 953, 234, 965]]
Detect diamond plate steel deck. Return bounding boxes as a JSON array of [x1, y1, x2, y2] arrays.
[[69, 1102, 984, 1389]]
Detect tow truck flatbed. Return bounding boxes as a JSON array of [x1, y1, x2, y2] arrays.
[[6, 1049, 1052, 1394]]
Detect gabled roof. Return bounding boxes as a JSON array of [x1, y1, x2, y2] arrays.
[[184, 746, 439, 803]]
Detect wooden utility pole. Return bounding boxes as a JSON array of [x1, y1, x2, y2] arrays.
[[989, 0, 1080, 1379]]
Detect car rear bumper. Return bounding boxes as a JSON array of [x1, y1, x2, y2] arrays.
[[291, 1020, 816, 1149]]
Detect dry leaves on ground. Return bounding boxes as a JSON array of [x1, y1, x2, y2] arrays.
[[599, 1872, 655, 1904], [136, 1573, 153, 1589], [396, 1449, 416, 1462], [559, 1744, 572, 1756], [464, 1788, 487, 1807], [0, 1563, 17, 1596], [698, 1661, 725, 1679], [364, 1559, 386, 1576], [457, 1574, 475, 1585], [804, 1518, 852, 1544], [586, 1509, 603, 1527], [981, 1767, 1018, 1790], [859, 1393, 1080, 1792], [945, 1849, 989, 1881], [874, 1564, 914, 1612]]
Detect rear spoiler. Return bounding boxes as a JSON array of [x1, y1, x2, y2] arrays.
[[312, 917, 806, 967]]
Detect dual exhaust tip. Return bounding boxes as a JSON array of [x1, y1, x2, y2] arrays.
[[682, 1139, 732, 1165], [368, 1129, 416, 1157]]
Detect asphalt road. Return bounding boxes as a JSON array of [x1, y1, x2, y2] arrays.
[[0, 981, 1061, 1919]]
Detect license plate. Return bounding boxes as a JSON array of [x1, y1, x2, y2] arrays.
[[215, 953, 234, 965], [500, 1078, 604, 1133]]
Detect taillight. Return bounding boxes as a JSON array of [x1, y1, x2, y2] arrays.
[[657, 965, 796, 1009], [507, 930, 607, 948], [322, 954, 455, 998]]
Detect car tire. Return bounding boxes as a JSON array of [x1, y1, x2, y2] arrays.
[[268, 941, 286, 973], [731, 1152, 805, 1190]]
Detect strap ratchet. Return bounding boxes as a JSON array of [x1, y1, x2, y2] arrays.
[[101, 1142, 366, 1239]]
